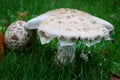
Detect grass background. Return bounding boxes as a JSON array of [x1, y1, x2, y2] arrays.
[[0, 0, 120, 80]]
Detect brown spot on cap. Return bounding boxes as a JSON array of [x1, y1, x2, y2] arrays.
[[72, 10, 77, 13], [72, 15, 75, 17], [59, 12, 65, 14], [83, 28, 89, 31], [19, 21, 24, 27], [78, 29, 81, 31], [11, 34, 18, 40], [66, 16, 71, 19], [90, 20, 96, 24], [94, 36, 101, 41], [66, 28, 71, 31], [58, 21, 62, 23], [50, 18, 54, 21]]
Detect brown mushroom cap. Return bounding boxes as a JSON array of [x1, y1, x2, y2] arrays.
[[37, 8, 114, 46]]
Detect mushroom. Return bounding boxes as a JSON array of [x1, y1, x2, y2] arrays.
[[5, 21, 31, 48], [25, 8, 114, 65]]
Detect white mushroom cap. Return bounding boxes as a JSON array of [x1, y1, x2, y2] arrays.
[[5, 21, 31, 48], [25, 8, 114, 47], [38, 8, 114, 46]]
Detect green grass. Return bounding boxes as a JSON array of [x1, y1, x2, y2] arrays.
[[0, 0, 120, 80]]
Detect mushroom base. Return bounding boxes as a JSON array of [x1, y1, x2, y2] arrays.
[[55, 43, 75, 65]]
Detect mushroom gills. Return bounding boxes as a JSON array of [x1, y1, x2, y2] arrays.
[[39, 31, 55, 44]]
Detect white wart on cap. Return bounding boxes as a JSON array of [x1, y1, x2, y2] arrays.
[[38, 8, 114, 46], [5, 21, 31, 48]]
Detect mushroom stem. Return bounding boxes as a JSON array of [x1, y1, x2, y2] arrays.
[[55, 43, 75, 65]]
